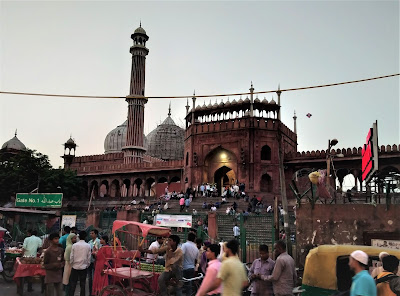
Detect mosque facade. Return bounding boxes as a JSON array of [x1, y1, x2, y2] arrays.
[[57, 25, 400, 205]]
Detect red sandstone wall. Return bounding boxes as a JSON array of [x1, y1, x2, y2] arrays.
[[296, 204, 400, 266]]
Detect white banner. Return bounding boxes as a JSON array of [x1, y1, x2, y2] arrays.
[[372, 239, 400, 250], [155, 214, 192, 228], [61, 215, 77, 228]]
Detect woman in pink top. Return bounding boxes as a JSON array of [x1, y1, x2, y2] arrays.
[[179, 197, 185, 212], [196, 244, 222, 296]]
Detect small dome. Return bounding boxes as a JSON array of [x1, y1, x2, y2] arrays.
[[1, 133, 26, 151], [66, 137, 75, 145], [213, 101, 218, 108], [207, 101, 213, 108], [104, 120, 147, 154], [231, 99, 237, 105], [225, 100, 231, 106], [254, 97, 260, 103], [270, 98, 276, 104], [195, 105, 201, 111], [262, 98, 269, 104], [134, 26, 147, 35], [238, 98, 244, 104], [244, 97, 250, 103], [218, 101, 224, 107]]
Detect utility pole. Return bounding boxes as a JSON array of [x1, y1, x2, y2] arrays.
[[277, 124, 292, 256]]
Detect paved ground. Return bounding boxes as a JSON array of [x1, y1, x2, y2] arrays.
[[0, 276, 88, 296]]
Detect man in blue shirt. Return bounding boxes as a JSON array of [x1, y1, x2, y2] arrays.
[[181, 232, 199, 296], [349, 250, 377, 296], [59, 226, 71, 249]]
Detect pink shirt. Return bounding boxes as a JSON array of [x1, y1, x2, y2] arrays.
[[196, 259, 222, 296], [179, 198, 185, 205]]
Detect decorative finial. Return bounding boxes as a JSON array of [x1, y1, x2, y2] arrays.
[[140, 20, 142, 27], [251, 81, 253, 88], [168, 102, 171, 116], [193, 90, 196, 97], [15, 129, 17, 137], [278, 84, 280, 91]]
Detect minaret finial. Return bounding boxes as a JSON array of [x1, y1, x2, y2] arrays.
[[15, 129, 17, 137], [278, 84, 280, 91], [140, 20, 142, 27], [193, 90, 196, 96], [168, 102, 171, 116]]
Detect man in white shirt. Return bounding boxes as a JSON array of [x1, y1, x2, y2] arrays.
[[146, 237, 165, 265], [22, 230, 42, 292], [181, 233, 199, 296], [69, 231, 91, 296], [22, 230, 42, 257], [233, 224, 240, 239]]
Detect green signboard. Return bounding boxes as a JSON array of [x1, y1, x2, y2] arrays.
[[15, 193, 63, 208]]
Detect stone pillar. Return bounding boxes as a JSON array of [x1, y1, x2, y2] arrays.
[[86, 211, 100, 228], [207, 212, 218, 241]]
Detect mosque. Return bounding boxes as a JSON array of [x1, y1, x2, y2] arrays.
[[3, 25, 399, 206]]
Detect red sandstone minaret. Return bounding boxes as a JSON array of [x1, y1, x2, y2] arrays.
[[123, 24, 149, 164]]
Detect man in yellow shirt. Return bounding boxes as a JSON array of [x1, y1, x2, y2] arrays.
[[204, 239, 248, 296], [376, 255, 399, 296]]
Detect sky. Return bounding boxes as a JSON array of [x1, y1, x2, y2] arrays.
[[1, 0, 399, 168]]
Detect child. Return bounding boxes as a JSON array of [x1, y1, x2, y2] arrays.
[[44, 232, 65, 296]]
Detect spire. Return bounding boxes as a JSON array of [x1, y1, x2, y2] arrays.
[[249, 82, 254, 117], [192, 90, 196, 110], [185, 98, 190, 114], [15, 129, 17, 137], [140, 20, 142, 27], [277, 83, 282, 120], [168, 102, 171, 116], [293, 110, 297, 134]]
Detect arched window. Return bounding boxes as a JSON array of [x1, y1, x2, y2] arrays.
[[261, 145, 272, 160], [186, 152, 189, 166], [261, 174, 273, 192]]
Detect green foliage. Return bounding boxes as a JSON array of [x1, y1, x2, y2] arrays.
[[0, 149, 81, 203]]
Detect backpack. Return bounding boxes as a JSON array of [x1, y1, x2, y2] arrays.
[[389, 276, 400, 296], [375, 273, 399, 295]]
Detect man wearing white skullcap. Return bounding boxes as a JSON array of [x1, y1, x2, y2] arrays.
[[371, 251, 394, 279], [349, 250, 377, 296]]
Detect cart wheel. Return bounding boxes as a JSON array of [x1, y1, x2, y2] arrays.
[[2, 260, 15, 282], [100, 285, 127, 296]]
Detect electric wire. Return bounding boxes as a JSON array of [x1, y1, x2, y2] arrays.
[[0, 73, 398, 100]]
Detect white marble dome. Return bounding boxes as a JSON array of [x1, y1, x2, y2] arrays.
[[146, 114, 185, 161], [1, 133, 26, 151], [104, 120, 147, 154]]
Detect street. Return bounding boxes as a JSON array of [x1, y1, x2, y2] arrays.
[[0, 277, 87, 296]]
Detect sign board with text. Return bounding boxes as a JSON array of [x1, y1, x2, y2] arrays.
[[61, 215, 77, 228], [362, 121, 379, 182], [15, 193, 63, 208], [155, 214, 192, 228]]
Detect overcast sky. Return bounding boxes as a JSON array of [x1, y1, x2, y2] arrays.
[[1, 0, 399, 168]]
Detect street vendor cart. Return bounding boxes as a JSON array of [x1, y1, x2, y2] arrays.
[[93, 220, 171, 296], [13, 256, 45, 296]]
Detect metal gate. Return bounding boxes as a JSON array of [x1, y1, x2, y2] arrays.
[[217, 214, 275, 263]]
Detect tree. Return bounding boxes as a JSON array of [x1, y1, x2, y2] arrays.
[[0, 149, 81, 203]]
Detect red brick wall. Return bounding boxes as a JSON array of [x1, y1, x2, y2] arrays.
[[296, 204, 400, 266]]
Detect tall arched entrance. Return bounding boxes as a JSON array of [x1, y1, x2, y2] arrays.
[[214, 166, 236, 195], [204, 146, 237, 195]]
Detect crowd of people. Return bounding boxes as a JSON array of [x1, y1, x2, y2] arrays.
[[18, 223, 400, 296], [139, 228, 297, 296], [347, 249, 400, 296], [20, 226, 111, 296]]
